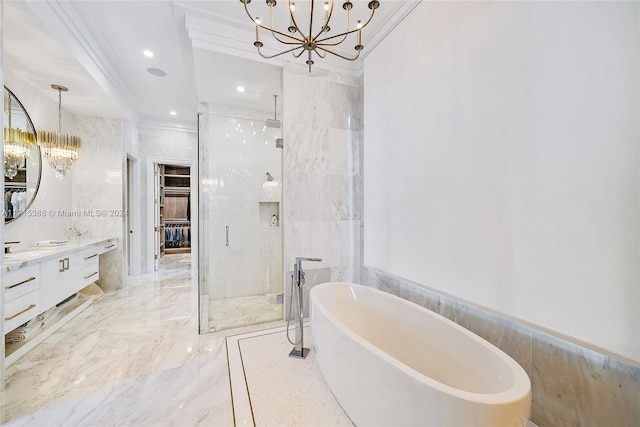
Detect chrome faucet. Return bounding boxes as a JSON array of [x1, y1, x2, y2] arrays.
[[289, 256, 322, 359]]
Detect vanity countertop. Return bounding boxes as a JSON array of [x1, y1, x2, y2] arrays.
[[3, 237, 118, 273]]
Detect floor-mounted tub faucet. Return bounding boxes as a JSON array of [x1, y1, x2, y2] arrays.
[[289, 256, 322, 359]]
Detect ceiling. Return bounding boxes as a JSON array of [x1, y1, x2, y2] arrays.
[[3, 0, 419, 129]]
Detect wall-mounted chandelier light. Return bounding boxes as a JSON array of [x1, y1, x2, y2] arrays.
[[240, 0, 379, 72], [38, 85, 80, 179], [3, 93, 36, 179]]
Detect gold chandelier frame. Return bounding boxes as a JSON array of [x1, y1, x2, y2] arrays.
[[240, 0, 379, 71]]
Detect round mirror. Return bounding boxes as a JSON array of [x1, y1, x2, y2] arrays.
[[3, 86, 42, 223]]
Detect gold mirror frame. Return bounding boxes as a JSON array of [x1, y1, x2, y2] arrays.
[[4, 86, 42, 224]]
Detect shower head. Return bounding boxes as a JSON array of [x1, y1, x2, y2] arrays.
[[265, 94, 281, 129], [265, 118, 281, 129]]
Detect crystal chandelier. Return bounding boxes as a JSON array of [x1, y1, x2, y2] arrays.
[[3, 93, 36, 179], [37, 85, 80, 179], [240, 0, 380, 72]]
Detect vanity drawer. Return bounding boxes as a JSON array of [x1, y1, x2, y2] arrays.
[[79, 264, 100, 288], [77, 247, 100, 269], [4, 289, 40, 334], [99, 239, 118, 254], [4, 264, 40, 302]]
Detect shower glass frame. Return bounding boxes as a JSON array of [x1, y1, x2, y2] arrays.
[[197, 112, 284, 334]]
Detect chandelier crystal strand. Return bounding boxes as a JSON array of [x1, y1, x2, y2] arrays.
[[37, 85, 81, 179], [3, 93, 36, 179], [240, 0, 379, 72]]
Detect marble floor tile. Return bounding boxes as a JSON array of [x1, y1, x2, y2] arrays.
[[0, 254, 235, 426], [227, 325, 354, 427]]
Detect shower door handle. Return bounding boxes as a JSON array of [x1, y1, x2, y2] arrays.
[[226, 226, 229, 247]]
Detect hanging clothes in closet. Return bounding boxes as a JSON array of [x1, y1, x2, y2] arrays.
[[4, 188, 27, 220], [165, 223, 191, 248]]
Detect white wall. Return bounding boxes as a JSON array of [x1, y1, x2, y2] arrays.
[[364, 1, 640, 360]]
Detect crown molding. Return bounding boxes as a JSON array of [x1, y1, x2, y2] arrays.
[[24, 0, 137, 122], [137, 118, 198, 135], [181, 5, 373, 77], [179, 0, 421, 78], [360, 0, 422, 62]]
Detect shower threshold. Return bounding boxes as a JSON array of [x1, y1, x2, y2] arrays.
[[209, 292, 283, 332]]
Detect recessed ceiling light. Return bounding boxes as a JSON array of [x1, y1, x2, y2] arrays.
[[143, 50, 154, 58], [169, 111, 177, 116], [147, 67, 167, 77], [236, 86, 245, 93]]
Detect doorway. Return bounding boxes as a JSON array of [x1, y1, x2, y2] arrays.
[[125, 152, 141, 276], [154, 163, 192, 271], [147, 158, 196, 274]]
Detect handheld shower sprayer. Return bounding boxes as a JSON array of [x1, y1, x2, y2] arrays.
[[288, 256, 322, 359]]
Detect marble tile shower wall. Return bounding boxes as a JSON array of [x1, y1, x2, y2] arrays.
[[71, 115, 124, 292], [282, 62, 363, 315], [198, 112, 283, 299], [360, 266, 640, 427]]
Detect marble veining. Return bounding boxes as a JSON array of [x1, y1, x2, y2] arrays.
[[71, 114, 124, 291], [0, 255, 233, 426], [530, 331, 640, 427], [198, 112, 284, 330], [282, 62, 363, 312], [3, 237, 118, 273]]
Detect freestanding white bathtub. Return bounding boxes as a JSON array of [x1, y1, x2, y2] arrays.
[[310, 282, 531, 427]]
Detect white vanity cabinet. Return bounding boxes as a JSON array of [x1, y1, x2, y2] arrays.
[[40, 248, 101, 308], [3, 237, 118, 363], [4, 264, 41, 334]]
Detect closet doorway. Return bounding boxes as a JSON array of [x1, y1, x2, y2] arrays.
[[153, 163, 193, 272]]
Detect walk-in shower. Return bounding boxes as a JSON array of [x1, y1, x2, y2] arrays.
[[198, 112, 283, 333]]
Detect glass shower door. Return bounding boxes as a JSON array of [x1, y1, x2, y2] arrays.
[[198, 113, 283, 333]]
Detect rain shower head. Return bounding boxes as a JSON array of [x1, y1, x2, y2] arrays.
[[265, 118, 281, 129], [265, 94, 281, 129]]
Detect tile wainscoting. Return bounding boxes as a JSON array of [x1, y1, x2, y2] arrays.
[[360, 266, 640, 427]]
